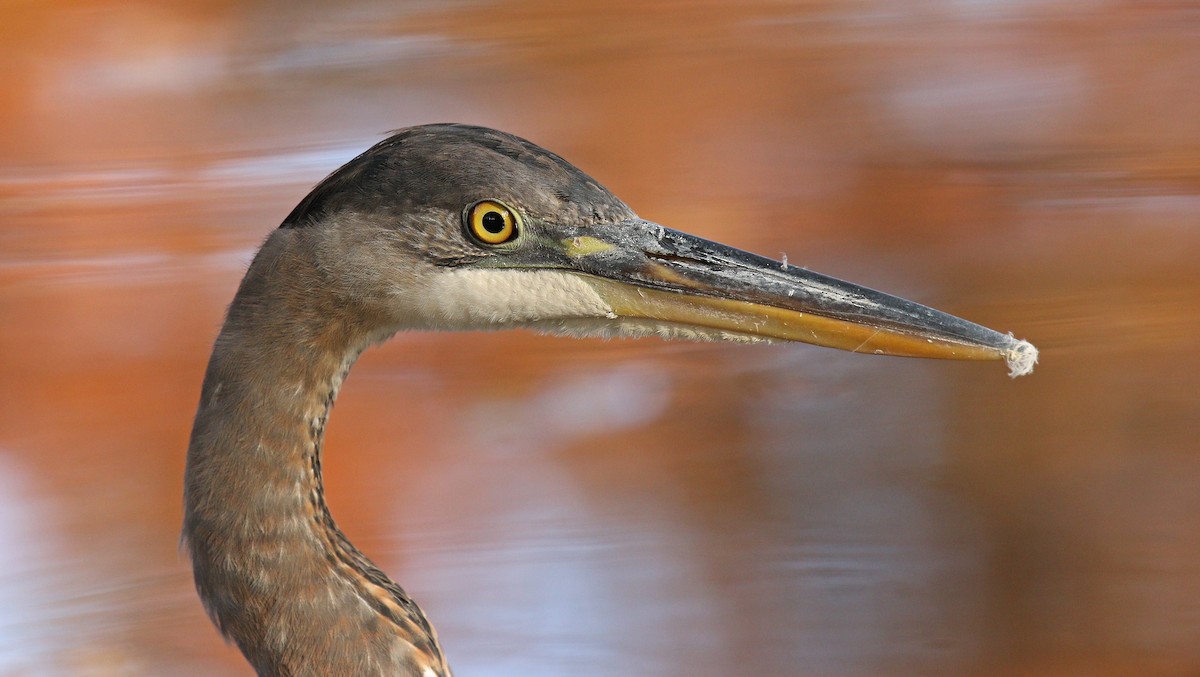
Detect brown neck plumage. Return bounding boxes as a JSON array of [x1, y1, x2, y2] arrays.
[[183, 229, 449, 676]]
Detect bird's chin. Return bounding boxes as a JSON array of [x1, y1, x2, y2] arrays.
[[407, 268, 614, 331]]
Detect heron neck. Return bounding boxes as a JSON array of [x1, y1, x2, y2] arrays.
[[186, 233, 354, 517], [183, 232, 446, 674]]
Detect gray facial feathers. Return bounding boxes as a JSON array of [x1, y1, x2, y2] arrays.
[[280, 124, 636, 231]]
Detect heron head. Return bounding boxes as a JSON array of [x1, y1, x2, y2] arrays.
[[280, 123, 1036, 376]]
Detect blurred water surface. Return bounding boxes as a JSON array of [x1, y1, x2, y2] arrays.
[[1, 1, 1198, 675]]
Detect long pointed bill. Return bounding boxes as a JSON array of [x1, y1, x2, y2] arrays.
[[557, 220, 1038, 377]]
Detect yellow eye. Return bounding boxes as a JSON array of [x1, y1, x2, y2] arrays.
[[465, 200, 519, 245]]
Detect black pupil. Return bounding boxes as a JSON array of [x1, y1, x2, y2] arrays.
[[481, 210, 506, 234]]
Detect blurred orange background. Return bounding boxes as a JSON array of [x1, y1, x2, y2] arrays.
[[1, 1, 1198, 675]]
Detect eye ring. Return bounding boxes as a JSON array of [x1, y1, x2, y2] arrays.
[[464, 199, 520, 246]]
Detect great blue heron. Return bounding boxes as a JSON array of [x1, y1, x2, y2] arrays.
[[184, 124, 1036, 676]]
